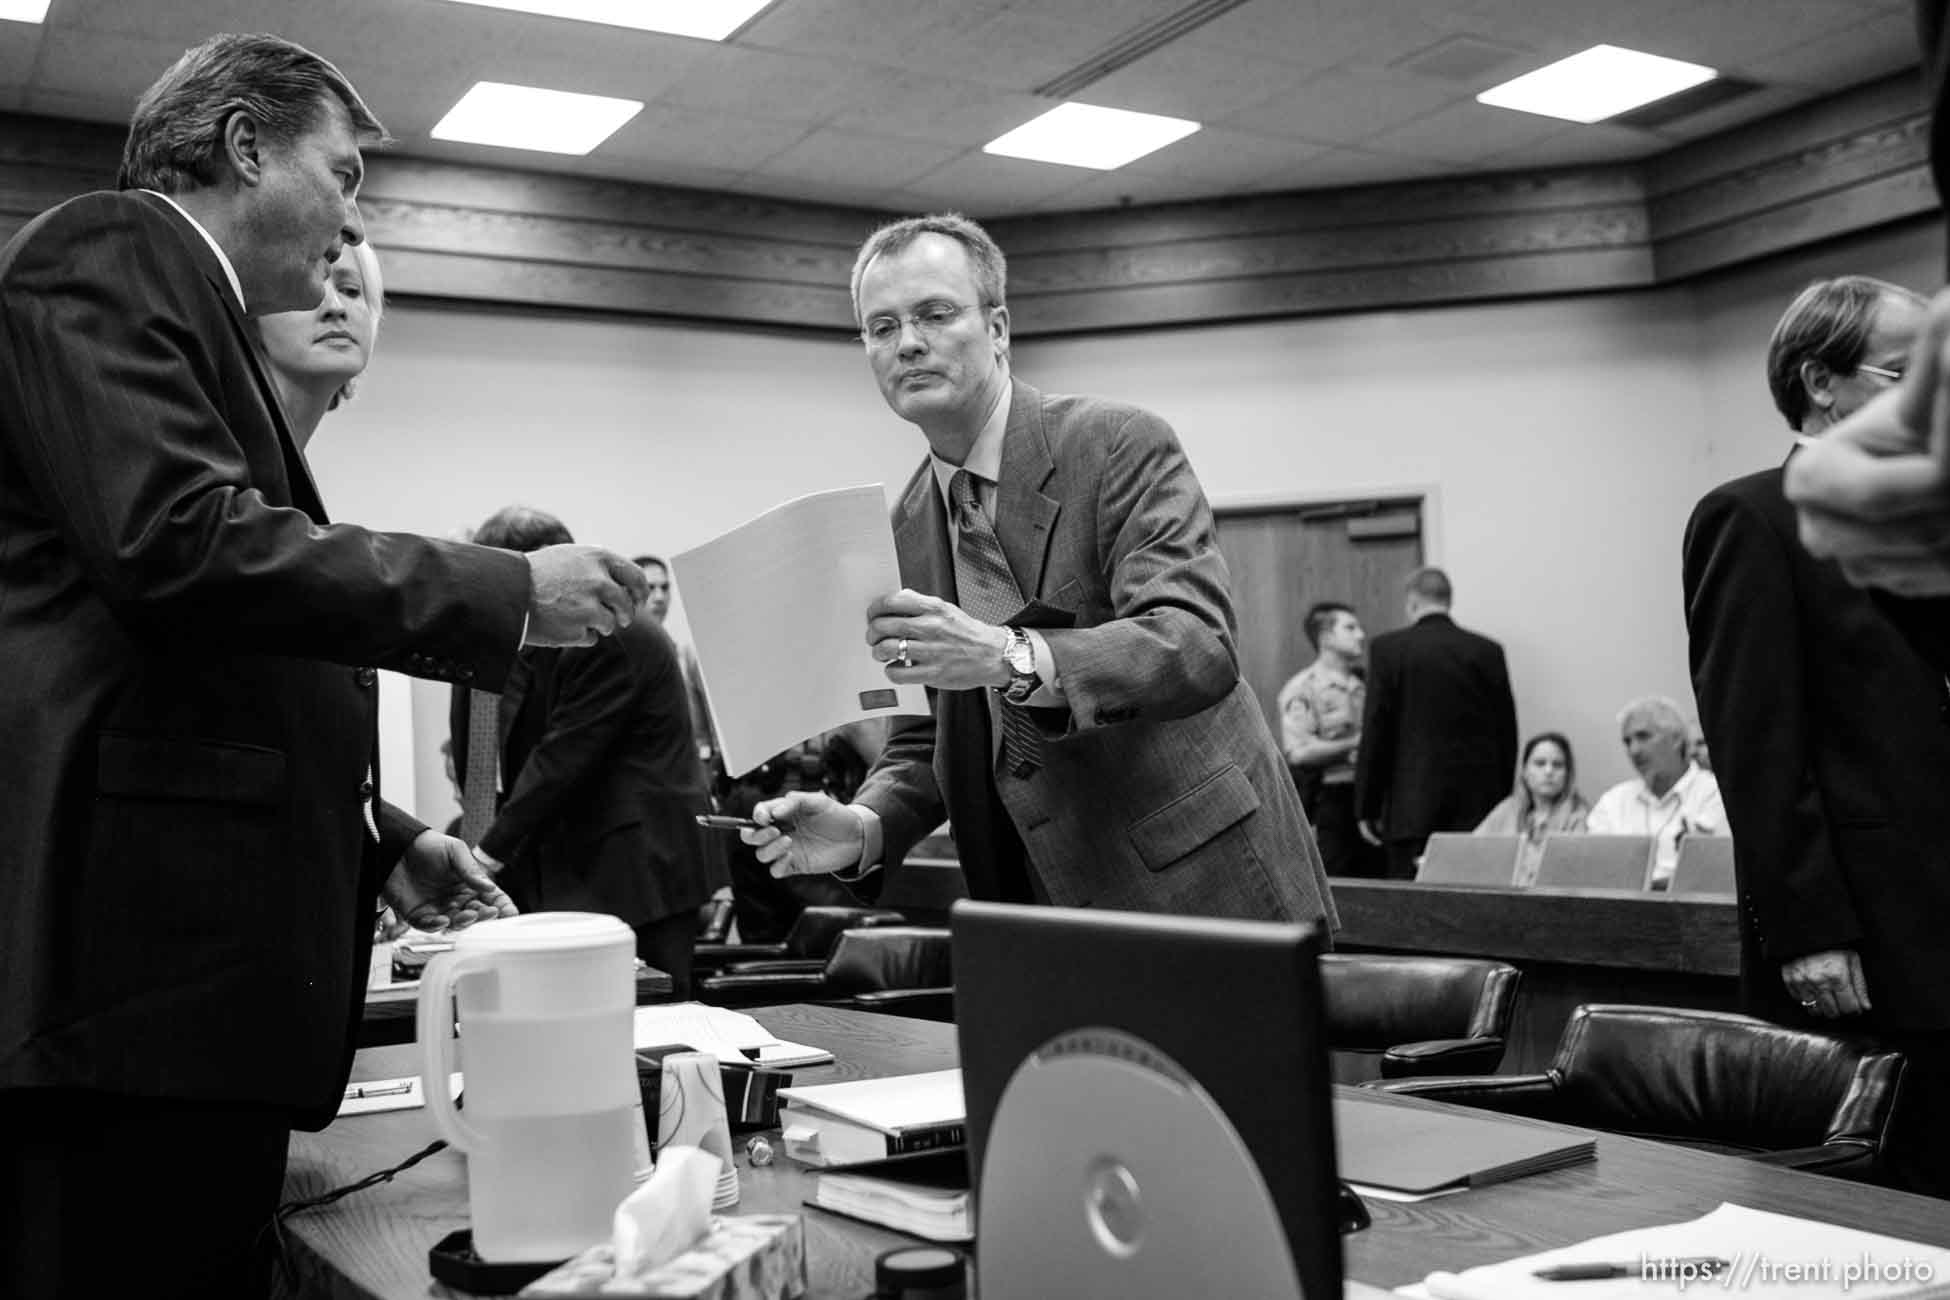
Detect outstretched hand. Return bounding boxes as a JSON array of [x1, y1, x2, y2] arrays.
[[745, 790, 866, 879], [383, 829, 518, 932], [523, 546, 652, 647]]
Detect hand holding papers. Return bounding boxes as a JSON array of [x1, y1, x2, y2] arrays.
[[670, 485, 928, 777]]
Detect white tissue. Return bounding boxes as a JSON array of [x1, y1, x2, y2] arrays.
[[610, 1145, 722, 1277]]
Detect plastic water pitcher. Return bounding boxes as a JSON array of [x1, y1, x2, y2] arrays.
[[417, 912, 640, 1262]]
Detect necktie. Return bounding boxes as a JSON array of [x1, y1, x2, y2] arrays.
[[950, 469, 1043, 777], [458, 688, 501, 845]]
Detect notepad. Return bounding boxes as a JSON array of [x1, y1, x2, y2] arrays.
[[632, 1002, 835, 1069], [806, 1148, 972, 1242], [1334, 1095, 1594, 1195], [1409, 1203, 1950, 1300]]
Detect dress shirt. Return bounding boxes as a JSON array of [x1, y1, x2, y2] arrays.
[[142, 190, 244, 309], [1586, 762, 1727, 884]]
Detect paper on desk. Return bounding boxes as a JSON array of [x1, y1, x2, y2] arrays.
[[633, 1003, 835, 1069], [670, 485, 928, 777], [1416, 1203, 1950, 1300]]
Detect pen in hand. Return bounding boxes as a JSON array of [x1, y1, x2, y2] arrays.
[[695, 814, 759, 832], [1533, 1257, 1730, 1282]]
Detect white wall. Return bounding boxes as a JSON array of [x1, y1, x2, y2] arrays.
[[307, 306, 920, 826], [306, 217, 1945, 821]]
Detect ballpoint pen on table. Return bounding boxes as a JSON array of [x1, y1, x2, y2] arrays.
[[1533, 1257, 1730, 1282]]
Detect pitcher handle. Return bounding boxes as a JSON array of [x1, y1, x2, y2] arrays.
[[418, 949, 490, 1153]]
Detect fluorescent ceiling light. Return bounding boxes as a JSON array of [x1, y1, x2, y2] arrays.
[[434, 0, 776, 42], [432, 82, 643, 155], [984, 103, 1200, 171], [1477, 44, 1716, 124], [0, 0, 54, 22]]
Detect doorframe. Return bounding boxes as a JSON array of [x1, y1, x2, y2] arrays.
[[1209, 482, 1445, 569]]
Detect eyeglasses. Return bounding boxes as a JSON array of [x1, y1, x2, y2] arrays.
[[1856, 362, 1904, 382], [859, 302, 984, 349]]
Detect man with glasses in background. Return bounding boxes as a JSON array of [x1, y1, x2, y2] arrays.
[[1686, 275, 1950, 1197], [743, 214, 1337, 930]]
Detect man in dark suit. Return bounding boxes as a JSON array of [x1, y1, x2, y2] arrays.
[[1355, 568, 1518, 880], [1687, 275, 1950, 1198], [0, 36, 648, 1298], [455, 508, 727, 999], [745, 214, 1335, 926]]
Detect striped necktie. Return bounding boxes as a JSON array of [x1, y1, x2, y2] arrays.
[[458, 688, 501, 845], [950, 469, 1043, 777]]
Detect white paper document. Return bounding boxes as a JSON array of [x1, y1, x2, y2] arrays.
[[1407, 1203, 1950, 1300], [632, 1002, 835, 1069], [671, 484, 929, 776]]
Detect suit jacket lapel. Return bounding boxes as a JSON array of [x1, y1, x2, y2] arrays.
[[893, 466, 957, 604], [994, 379, 1059, 598]]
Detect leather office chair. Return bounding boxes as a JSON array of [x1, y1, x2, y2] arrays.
[[698, 927, 955, 1021], [1321, 954, 1522, 1078], [1372, 1004, 1905, 1178], [692, 906, 906, 978]]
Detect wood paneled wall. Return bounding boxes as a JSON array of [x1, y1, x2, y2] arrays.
[[0, 71, 1934, 337]]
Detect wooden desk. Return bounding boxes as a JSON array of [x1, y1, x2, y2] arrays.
[[280, 1005, 1950, 1299], [1331, 880, 1744, 1072], [359, 967, 675, 1048]]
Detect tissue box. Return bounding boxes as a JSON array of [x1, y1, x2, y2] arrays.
[[519, 1214, 805, 1299]]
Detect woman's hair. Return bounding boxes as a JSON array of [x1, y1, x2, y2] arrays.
[[1516, 731, 1576, 815], [1765, 275, 1922, 431], [327, 240, 386, 411]]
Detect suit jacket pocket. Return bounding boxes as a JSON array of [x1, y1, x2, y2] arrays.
[[1127, 763, 1260, 873], [97, 731, 287, 806]]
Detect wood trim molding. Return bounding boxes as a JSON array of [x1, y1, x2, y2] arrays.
[[0, 70, 1933, 336]]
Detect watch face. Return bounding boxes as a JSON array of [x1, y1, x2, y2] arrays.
[[1006, 637, 1035, 674]]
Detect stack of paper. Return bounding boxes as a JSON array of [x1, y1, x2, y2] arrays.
[[777, 1069, 966, 1167], [631, 1003, 834, 1069], [807, 1149, 972, 1243], [1410, 1204, 1950, 1300]]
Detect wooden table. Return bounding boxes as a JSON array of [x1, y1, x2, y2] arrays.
[[279, 1005, 1950, 1299], [1331, 880, 1744, 1072]]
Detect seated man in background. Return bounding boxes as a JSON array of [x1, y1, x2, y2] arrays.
[[1687, 273, 1950, 1197], [1585, 696, 1726, 888], [634, 553, 719, 774], [1278, 601, 1381, 877], [457, 508, 726, 998]]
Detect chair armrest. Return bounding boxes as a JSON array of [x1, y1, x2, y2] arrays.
[[716, 958, 828, 977], [693, 942, 788, 971], [1379, 1038, 1507, 1079], [833, 988, 957, 1022], [1750, 1140, 1879, 1178], [1365, 1074, 1559, 1115], [697, 972, 829, 1007]]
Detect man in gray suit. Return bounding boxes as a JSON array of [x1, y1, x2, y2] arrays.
[[747, 214, 1336, 927]]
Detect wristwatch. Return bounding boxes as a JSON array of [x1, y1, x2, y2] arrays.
[[1000, 627, 1040, 703]]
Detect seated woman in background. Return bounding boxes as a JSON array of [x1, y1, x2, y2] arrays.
[[256, 239, 383, 447], [1474, 732, 1590, 886]]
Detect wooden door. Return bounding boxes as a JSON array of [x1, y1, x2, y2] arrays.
[[1213, 499, 1425, 739]]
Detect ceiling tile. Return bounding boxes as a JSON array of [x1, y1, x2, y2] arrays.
[[1742, 9, 1921, 89], [652, 46, 873, 124], [1281, 146, 1462, 190], [1042, 168, 1256, 212], [827, 75, 1048, 147], [1121, 126, 1330, 185], [1576, 0, 1878, 71], [724, 170, 897, 212], [1223, 67, 1465, 144], [1081, 41, 1318, 122], [1364, 101, 1577, 166], [752, 126, 959, 189], [1188, 1, 1478, 72], [1480, 122, 1667, 170], [892, 151, 1099, 217]]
